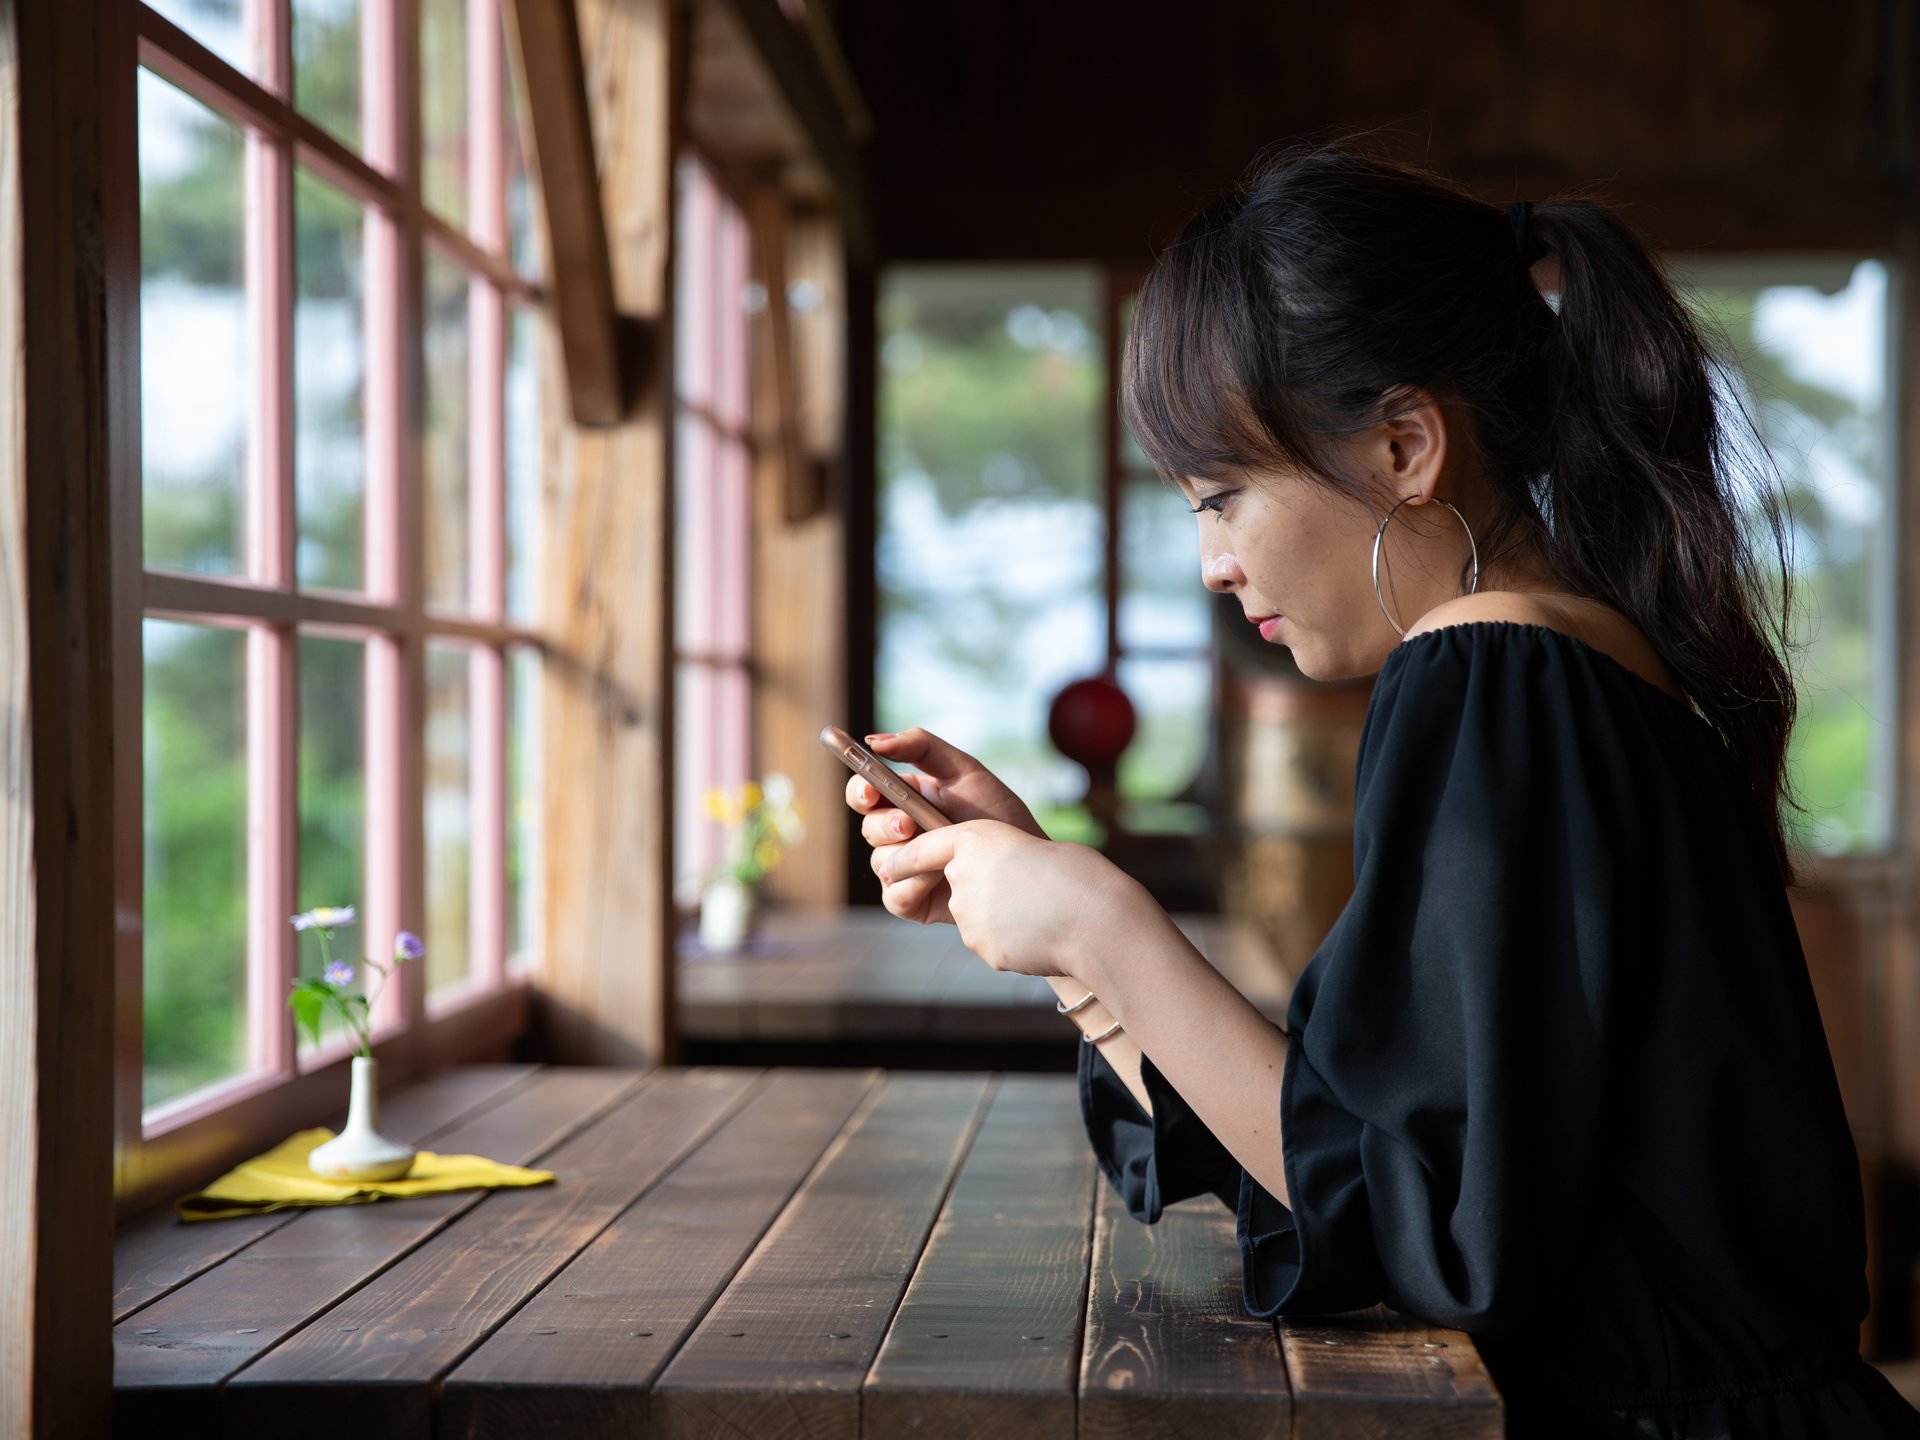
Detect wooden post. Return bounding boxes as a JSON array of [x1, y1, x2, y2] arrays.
[[531, 0, 684, 1065], [750, 199, 848, 907], [0, 0, 116, 1431]]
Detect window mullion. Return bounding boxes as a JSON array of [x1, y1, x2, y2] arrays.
[[359, 0, 425, 1051], [242, 0, 298, 1073], [465, 0, 508, 985]]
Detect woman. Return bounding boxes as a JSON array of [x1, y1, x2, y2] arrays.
[[847, 140, 1920, 1436]]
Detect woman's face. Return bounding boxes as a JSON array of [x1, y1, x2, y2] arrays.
[[1175, 463, 1402, 681], [1171, 403, 1492, 681]]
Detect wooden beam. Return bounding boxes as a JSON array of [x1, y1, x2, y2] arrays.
[[501, 0, 632, 425], [716, 0, 872, 263], [0, 0, 117, 1431], [745, 186, 823, 524]]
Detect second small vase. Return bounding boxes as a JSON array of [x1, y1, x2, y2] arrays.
[[308, 1054, 417, 1182], [699, 876, 756, 953]]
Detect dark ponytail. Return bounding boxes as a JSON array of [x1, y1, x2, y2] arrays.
[[1123, 136, 1805, 886]]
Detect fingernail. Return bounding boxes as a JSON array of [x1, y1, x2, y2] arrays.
[[865, 732, 893, 743], [893, 816, 909, 837]]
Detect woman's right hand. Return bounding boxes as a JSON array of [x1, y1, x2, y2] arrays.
[[846, 728, 1046, 921]]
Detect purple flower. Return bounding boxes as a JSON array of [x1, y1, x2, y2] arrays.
[[323, 960, 355, 986], [394, 930, 425, 961]]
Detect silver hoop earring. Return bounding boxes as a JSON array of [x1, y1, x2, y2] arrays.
[[1371, 495, 1481, 637]]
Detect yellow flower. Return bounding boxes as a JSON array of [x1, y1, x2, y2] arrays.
[[742, 780, 763, 812], [704, 787, 730, 822], [753, 837, 783, 871]]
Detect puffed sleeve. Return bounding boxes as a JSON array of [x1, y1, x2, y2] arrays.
[[1079, 1032, 1242, 1220], [1239, 622, 1659, 1333]]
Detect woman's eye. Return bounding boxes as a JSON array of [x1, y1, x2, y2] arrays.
[[1189, 492, 1233, 517]]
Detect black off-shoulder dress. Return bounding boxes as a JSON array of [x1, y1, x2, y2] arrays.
[[1079, 621, 1920, 1438]]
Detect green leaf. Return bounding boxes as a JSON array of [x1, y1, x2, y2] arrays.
[[289, 986, 325, 1048]]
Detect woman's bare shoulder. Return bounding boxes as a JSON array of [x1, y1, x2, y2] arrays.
[[1401, 592, 1691, 706]]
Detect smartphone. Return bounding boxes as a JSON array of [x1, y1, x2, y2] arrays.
[[819, 724, 953, 831]]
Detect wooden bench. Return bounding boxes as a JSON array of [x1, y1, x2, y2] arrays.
[[113, 1063, 1503, 1438], [678, 907, 1294, 1068]]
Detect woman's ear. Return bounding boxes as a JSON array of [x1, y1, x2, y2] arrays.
[[1379, 388, 1448, 503]]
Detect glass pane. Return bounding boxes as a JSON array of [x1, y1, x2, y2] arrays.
[[421, 0, 468, 225], [292, 0, 361, 148], [146, 0, 252, 80], [1677, 259, 1895, 855], [294, 170, 367, 590], [1120, 473, 1211, 651], [876, 266, 1106, 822], [424, 250, 472, 610], [505, 30, 541, 277], [1115, 654, 1211, 818], [505, 305, 542, 623], [143, 619, 249, 1110], [425, 644, 473, 994], [139, 69, 248, 577], [294, 634, 366, 1055], [507, 646, 541, 973]]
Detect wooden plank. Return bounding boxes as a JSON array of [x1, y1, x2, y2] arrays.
[[440, 1067, 880, 1437], [498, 0, 626, 423], [0, 0, 116, 1432], [112, 1067, 648, 1431], [650, 1071, 996, 1440], [113, 1064, 544, 1320], [1080, 1184, 1290, 1440], [220, 1067, 765, 1436], [1280, 1306, 1502, 1440], [861, 1075, 1097, 1440]]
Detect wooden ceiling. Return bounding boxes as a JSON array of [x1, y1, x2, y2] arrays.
[[837, 0, 1918, 260]]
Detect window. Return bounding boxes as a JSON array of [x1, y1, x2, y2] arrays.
[[129, 0, 546, 1136], [875, 264, 1211, 845], [671, 151, 756, 909], [1673, 256, 1902, 856]]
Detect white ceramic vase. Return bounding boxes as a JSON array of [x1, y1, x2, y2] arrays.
[[308, 1055, 417, 1182], [699, 876, 756, 953]]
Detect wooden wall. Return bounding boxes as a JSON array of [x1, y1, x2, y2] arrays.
[[1, 0, 117, 1431]]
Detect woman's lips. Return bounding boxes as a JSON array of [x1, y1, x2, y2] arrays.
[[1257, 616, 1284, 642]]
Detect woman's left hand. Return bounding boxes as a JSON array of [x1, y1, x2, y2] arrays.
[[875, 819, 1145, 980]]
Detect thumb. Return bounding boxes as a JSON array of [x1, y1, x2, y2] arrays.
[[865, 726, 978, 781]]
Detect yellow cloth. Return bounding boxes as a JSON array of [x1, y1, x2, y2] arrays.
[[174, 1127, 556, 1221]]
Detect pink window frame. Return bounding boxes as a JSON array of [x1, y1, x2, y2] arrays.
[[111, 0, 544, 1208], [673, 150, 754, 904]]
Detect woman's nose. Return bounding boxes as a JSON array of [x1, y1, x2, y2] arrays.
[[1201, 545, 1243, 594]]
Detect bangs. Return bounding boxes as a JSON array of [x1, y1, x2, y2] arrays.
[[1121, 205, 1298, 486]]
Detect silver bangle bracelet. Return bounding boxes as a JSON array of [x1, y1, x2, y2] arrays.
[[1080, 1016, 1124, 1044], [1055, 990, 1097, 1016]]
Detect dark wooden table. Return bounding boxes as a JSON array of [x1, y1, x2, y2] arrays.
[[677, 907, 1295, 1066], [113, 1063, 1503, 1438]]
